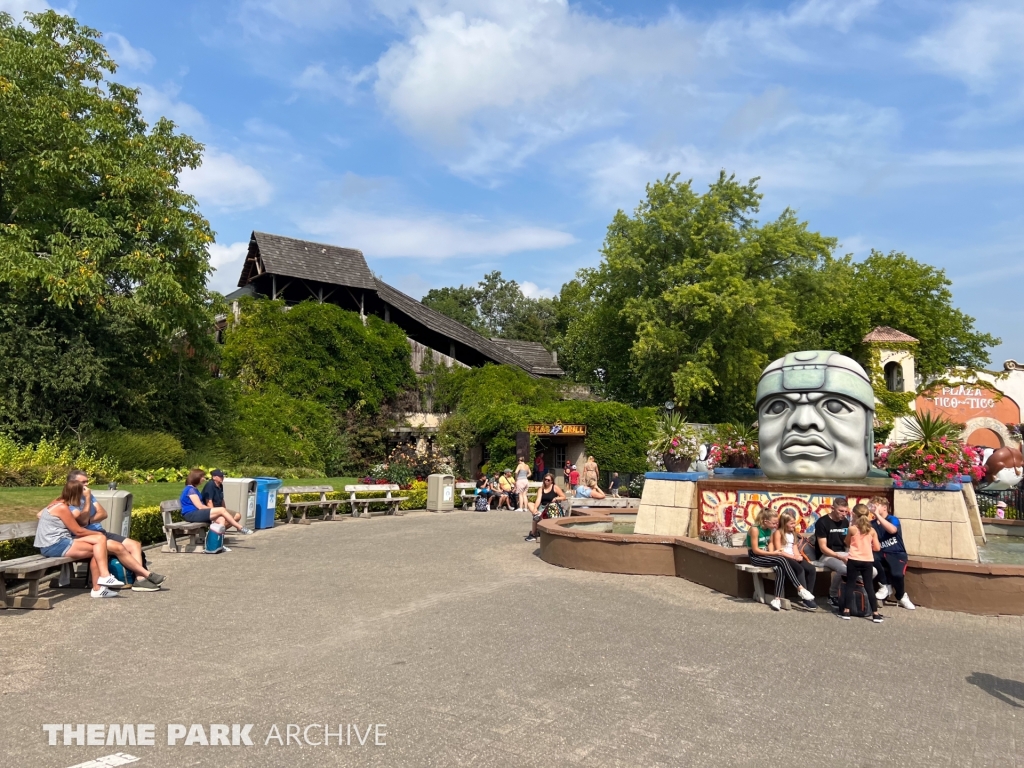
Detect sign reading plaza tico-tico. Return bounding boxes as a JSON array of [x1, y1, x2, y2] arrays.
[[527, 423, 587, 436]]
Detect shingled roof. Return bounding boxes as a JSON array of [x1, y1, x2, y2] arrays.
[[237, 231, 376, 291], [373, 279, 535, 371], [489, 338, 564, 377], [862, 326, 919, 343]]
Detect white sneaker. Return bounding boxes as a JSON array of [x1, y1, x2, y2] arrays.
[[875, 584, 890, 601], [769, 598, 782, 611], [899, 594, 916, 610], [90, 587, 120, 598], [798, 587, 815, 601], [97, 574, 124, 588]]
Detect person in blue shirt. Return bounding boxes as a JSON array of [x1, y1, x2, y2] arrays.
[[180, 469, 253, 534], [869, 496, 915, 610]]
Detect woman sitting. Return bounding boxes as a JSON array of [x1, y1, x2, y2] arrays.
[[574, 479, 606, 500], [525, 473, 566, 543], [747, 509, 817, 612], [34, 478, 164, 597], [180, 469, 253, 534]]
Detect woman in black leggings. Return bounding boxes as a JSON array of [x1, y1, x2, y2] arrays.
[[747, 510, 818, 612]]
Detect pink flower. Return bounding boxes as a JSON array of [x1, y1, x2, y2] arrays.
[[916, 469, 924, 475], [929, 463, 936, 471]]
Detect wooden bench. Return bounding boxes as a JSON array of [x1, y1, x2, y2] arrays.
[[735, 563, 829, 610], [0, 520, 91, 609], [279, 485, 341, 524], [160, 500, 209, 553], [344, 484, 409, 517]]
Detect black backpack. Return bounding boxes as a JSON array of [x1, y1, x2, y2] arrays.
[[474, 494, 489, 511], [838, 578, 871, 617]]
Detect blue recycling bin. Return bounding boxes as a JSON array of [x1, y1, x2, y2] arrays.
[[254, 477, 282, 530]]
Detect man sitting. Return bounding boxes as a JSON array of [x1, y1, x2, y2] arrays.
[[201, 469, 239, 523]]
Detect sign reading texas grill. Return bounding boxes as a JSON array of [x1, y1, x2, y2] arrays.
[[527, 423, 586, 436], [915, 384, 1020, 424]]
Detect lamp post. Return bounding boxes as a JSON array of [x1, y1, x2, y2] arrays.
[[664, 401, 675, 418]]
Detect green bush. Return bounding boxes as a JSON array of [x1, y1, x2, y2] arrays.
[[87, 430, 186, 470], [0, 434, 121, 486]]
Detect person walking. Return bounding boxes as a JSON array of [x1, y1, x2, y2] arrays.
[[515, 456, 531, 511]]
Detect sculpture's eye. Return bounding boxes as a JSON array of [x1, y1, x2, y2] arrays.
[[823, 399, 852, 415], [765, 399, 789, 415]]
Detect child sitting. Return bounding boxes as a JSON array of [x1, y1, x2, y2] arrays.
[[769, 512, 818, 601]]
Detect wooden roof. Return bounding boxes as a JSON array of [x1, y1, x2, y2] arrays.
[[237, 231, 376, 291], [489, 338, 564, 377], [862, 326, 919, 343]]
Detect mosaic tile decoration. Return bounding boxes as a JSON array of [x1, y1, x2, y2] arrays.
[[699, 489, 877, 534]]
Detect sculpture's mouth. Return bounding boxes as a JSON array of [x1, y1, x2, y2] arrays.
[[780, 435, 832, 459]]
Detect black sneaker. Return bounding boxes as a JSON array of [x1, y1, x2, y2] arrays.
[[838, 611, 851, 620], [872, 613, 884, 624], [801, 599, 818, 611], [525, 533, 538, 542], [828, 596, 840, 609]]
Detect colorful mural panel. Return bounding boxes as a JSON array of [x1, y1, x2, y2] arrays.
[[700, 489, 876, 535]]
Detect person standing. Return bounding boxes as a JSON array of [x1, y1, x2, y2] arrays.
[[562, 460, 572, 490], [569, 464, 580, 491], [609, 472, 621, 497], [840, 504, 883, 622], [534, 452, 546, 482], [583, 455, 599, 487], [515, 456, 531, 511]]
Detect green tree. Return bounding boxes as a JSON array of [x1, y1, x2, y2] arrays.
[[561, 172, 834, 422], [421, 285, 483, 333], [221, 298, 415, 413], [0, 11, 217, 440], [790, 251, 998, 378]]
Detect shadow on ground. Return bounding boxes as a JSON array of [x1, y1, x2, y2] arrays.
[[967, 672, 1024, 707]]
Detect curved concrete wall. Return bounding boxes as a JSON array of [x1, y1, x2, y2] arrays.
[[539, 517, 1024, 616]]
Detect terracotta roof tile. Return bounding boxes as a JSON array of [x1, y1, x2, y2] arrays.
[[862, 326, 919, 343]]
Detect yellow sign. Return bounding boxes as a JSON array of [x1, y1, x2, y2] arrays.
[[527, 423, 586, 436]]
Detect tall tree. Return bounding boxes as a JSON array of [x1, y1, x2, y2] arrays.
[[0, 11, 216, 440], [560, 172, 834, 422]]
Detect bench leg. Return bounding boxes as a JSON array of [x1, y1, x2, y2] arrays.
[[9, 577, 53, 610]]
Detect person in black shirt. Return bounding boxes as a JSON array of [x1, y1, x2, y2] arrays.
[[201, 469, 235, 521]]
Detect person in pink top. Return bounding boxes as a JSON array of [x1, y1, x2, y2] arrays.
[[840, 504, 883, 623]]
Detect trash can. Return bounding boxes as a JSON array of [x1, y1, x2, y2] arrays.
[[91, 490, 133, 539], [222, 477, 257, 530], [426, 474, 455, 512], [254, 477, 282, 529]]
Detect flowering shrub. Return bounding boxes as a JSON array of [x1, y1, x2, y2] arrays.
[[647, 412, 699, 469], [876, 413, 981, 487], [712, 424, 759, 468]]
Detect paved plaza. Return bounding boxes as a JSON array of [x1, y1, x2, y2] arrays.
[[2, 509, 1023, 768]]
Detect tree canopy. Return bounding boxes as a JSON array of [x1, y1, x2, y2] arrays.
[[556, 173, 997, 423], [0, 11, 216, 440]]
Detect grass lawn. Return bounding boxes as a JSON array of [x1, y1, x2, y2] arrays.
[[0, 476, 357, 525]]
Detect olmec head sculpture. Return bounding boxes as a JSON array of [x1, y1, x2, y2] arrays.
[[756, 351, 875, 480]]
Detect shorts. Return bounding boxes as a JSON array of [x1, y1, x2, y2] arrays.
[[515, 480, 528, 494], [87, 522, 126, 543], [40, 538, 73, 558], [182, 509, 212, 524]]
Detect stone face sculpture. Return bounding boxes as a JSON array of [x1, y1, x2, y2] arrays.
[[978, 446, 1024, 491], [756, 351, 875, 480]]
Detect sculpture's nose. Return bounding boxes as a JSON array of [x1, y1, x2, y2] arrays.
[[790, 401, 824, 432]]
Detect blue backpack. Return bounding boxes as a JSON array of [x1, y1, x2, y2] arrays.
[[204, 523, 225, 554], [108, 557, 135, 586]]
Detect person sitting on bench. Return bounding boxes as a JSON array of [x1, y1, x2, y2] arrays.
[[525, 473, 567, 543], [180, 469, 253, 534], [65, 469, 151, 577], [35, 478, 164, 597], [574, 478, 606, 499], [814, 497, 875, 609], [747, 509, 817, 612]]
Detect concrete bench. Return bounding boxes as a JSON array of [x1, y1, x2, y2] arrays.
[[735, 562, 828, 610], [0, 520, 90, 609], [345, 484, 409, 517], [567, 496, 632, 512], [279, 485, 340, 524], [455, 482, 478, 510], [160, 500, 209, 553]]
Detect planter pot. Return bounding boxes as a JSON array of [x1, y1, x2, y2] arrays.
[[663, 454, 692, 473], [712, 467, 765, 478], [721, 455, 757, 469], [894, 481, 962, 491]]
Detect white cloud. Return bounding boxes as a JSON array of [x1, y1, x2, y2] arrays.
[[520, 281, 555, 300], [136, 82, 206, 130], [372, 0, 696, 175], [237, 0, 356, 39], [0, 0, 54, 16], [300, 206, 575, 259], [911, 1, 1024, 87], [179, 149, 273, 210], [293, 62, 370, 102], [104, 31, 154, 72], [208, 240, 250, 270]]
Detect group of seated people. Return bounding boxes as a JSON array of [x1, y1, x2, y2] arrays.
[[32, 467, 250, 598], [745, 495, 915, 621]]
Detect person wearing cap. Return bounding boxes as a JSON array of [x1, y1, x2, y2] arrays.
[[201, 469, 239, 522], [756, 351, 876, 481], [569, 464, 580, 490], [497, 469, 515, 510]]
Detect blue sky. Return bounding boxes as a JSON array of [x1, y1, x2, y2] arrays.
[[6, 0, 1024, 363]]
